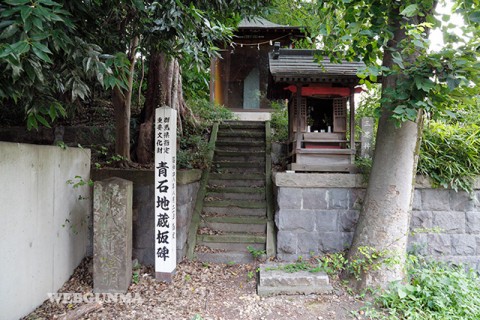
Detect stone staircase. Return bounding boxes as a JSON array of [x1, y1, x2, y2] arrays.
[[193, 121, 271, 263]]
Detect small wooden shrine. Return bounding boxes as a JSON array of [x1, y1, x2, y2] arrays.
[[269, 45, 364, 172]]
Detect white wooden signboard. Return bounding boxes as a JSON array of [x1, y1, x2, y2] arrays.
[[154, 106, 177, 282]]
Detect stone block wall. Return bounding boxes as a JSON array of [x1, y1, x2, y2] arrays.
[[274, 173, 480, 271], [92, 168, 201, 266]]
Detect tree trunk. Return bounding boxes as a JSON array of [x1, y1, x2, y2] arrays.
[[135, 51, 190, 164], [346, 9, 427, 290], [112, 36, 138, 162]]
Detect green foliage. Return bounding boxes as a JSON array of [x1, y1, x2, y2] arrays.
[[368, 256, 480, 319], [270, 100, 289, 143], [178, 99, 234, 170], [355, 157, 373, 179], [91, 145, 128, 168], [268, 248, 394, 280], [0, 0, 125, 129], [354, 86, 480, 193], [132, 260, 141, 284], [180, 55, 210, 102], [313, 0, 480, 128], [418, 121, 480, 193], [246, 246, 266, 260], [177, 134, 212, 170], [312, 252, 348, 276], [187, 99, 235, 129], [66, 175, 93, 188]]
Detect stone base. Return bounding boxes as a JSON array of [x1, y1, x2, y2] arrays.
[[257, 263, 333, 297], [156, 270, 176, 283]]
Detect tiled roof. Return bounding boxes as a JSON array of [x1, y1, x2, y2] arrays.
[[269, 49, 365, 83], [238, 17, 300, 30]]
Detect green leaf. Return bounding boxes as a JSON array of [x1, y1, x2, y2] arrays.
[[32, 45, 52, 63], [32, 41, 52, 54], [0, 24, 19, 39], [468, 11, 480, 23], [15, 41, 30, 55], [35, 113, 51, 128], [32, 17, 44, 30], [27, 113, 38, 130], [4, 0, 31, 5], [415, 77, 435, 92], [391, 51, 404, 69], [20, 6, 33, 22], [48, 104, 57, 121], [0, 20, 15, 29], [38, 0, 62, 6], [393, 105, 406, 114], [400, 4, 419, 18]]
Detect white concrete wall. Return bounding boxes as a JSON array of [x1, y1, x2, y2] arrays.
[[0, 142, 91, 320]]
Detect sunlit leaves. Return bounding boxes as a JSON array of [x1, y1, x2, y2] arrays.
[[0, 0, 124, 129], [400, 4, 419, 18]]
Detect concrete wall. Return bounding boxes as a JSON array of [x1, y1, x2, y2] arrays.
[[274, 173, 480, 270], [92, 168, 201, 266], [0, 142, 91, 320]]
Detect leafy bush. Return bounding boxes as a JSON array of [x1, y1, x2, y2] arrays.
[[270, 100, 289, 143], [371, 257, 480, 319], [178, 99, 234, 170], [187, 98, 235, 129], [177, 134, 212, 170], [418, 121, 480, 193]]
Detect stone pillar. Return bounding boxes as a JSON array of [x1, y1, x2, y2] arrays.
[[360, 117, 374, 158], [93, 177, 133, 293]]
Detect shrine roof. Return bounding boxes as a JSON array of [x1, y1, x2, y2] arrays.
[[238, 17, 301, 30], [269, 48, 366, 84]]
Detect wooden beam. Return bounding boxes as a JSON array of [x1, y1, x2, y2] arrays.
[[295, 83, 302, 150], [349, 87, 355, 152]]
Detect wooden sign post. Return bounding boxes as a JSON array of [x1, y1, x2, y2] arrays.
[[154, 106, 177, 282]]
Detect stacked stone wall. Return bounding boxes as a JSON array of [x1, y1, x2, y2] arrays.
[[274, 173, 480, 271]]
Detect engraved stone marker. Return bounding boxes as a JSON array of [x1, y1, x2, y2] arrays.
[[93, 177, 133, 293], [360, 117, 374, 158]]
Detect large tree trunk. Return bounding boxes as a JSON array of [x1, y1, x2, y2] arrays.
[[346, 9, 428, 290], [135, 51, 189, 164], [112, 36, 139, 162]]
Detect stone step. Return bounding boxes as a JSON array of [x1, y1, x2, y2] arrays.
[[214, 154, 265, 163], [212, 160, 264, 174], [217, 131, 265, 139], [203, 199, 267, 209], [202, 205, 266, 216], [198, 233, 267, 244], [215, 143, 266, 153], [257, 263, 333, 296], [197, 241, 266, 253], [216, 140, 265, 148], [212, 166, 264, 175], [208, 178, 265, 188], [209, 172, 265, 181], [213, 160, 264, 168], [207, 186, 266, 194], [220, 121, 265, 130], [194, 251, 255, 264], [206, 190, 265, 201], [200, 216, 267, 233], [206, 186, 265, 200]]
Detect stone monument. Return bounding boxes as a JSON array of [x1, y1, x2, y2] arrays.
[[93, 177, 133, 293]]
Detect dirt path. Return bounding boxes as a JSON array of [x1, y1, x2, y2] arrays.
[[24, 258, 366, 320]]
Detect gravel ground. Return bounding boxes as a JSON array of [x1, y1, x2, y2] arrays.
[[23, 257, 367, 320]]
